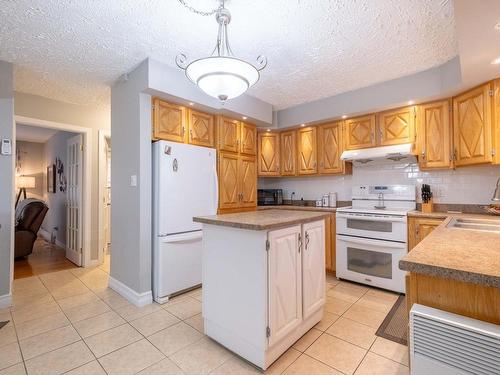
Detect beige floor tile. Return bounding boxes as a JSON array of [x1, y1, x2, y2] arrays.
[[0, 312, 11, 324], [84, 323, 142, 358], [342, 304, 387, 329], [305, 334, 366, 375], [325, 274, 340, 287], [292, 328, 322, 352], [0, 363, 26, 375], [73, 311, 125, 338], [98, 339, 164, 375], [164, 298, 202, 320], [130, 309, 180, 336], [24, 341, 94, 375], [282, 354, 343, 375], [19, 325, 80, 360], [65, 361, 106, 375], [324, 296, 352, 316], [11, 302, 61, 325], [365, 289, 399, 303], [265, 348, 301, 375], [148, 322, 203, 356], [336, 281, 369, 294], [138, 358, 185, 375], [354, 294, 396, 314], [315, 312, 340, 331], [115, 302, 162, 321], [354, 352, 409, 375], [49, 280, 90, 300], [0, 343, 22, 371], [185, 288, 202, 300], [370, 337, 409, 366], [57, 292, 100, 311], [11, 293, 53, 311], [0, 326, 18, 347], [95, 289, 130, 310], [326, 317, 377, 349], [184, 313, 204, 333], [327, 285, 364, 304], [170, 337, 232, 375], [210, 356, 261, 375], [64, 300, 111, 323], [15, 311, 69, 340]]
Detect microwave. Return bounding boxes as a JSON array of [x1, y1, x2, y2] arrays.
[[258, 189, 283, 206]]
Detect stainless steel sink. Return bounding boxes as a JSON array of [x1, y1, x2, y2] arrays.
[[447, 217, 500, 233]]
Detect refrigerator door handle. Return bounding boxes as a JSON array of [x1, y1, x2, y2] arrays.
[[161, 231, 203, 244], [213, 166, 219, 211]]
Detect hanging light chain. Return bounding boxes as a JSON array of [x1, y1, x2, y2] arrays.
[[177, 0, 223, 16]]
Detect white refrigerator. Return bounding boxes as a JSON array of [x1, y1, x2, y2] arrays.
[[152, 140, 218, 303]]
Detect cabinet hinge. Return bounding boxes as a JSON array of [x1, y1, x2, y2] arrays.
[[492, 149, 496, 157], [489, 89, 494, 97], [265, 239, 270, 252], [80, 144, 84, 152], [152, 104, 156, 110], [266, 326, 271, 338]]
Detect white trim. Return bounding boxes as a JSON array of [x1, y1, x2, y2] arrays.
[[14, 115, 92, 268], [109, 276, 152, 307], [98, 129, 111, 266], [0, 294, 12, 309]]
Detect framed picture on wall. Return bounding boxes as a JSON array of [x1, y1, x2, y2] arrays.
[[47, 164, 56, 193]]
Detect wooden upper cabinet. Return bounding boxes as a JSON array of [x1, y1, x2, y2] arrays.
[[218, 117, 240, 153], [297, 126, 318, 175], [318, 122, 343, 174], [344, 115, 376, 150], [153, 99, 187, 142], [280, 130, 297, 176], [240, 122, 257, 156], [239, 156, 257, 207], [417, 100, 452, 170], [218, 152, 240, 210], [453, 83, 493, 166], [258, 132, 280, 176], [377, 106, 416, 146], [187, 109, 215, 148]]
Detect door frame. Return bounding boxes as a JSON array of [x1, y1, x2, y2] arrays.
[[98, 129, 111, 265], [14, 115, 93, 267]]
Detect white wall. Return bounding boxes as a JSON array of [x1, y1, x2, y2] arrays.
[[15, 140, 45, 200], [259, 163, 500, 205]]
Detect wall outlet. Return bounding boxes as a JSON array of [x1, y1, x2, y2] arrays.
[[130, 175, 137, 187]]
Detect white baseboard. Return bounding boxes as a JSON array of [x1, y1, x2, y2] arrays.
[[108, 276, 152, 307], [0, 294, 12, 309]]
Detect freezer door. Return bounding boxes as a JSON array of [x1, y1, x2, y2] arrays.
[[155, 141, 217, 236]]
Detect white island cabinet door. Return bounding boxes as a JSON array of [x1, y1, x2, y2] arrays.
[[268, 225, 302, 347], [302, 220, 326, 320]]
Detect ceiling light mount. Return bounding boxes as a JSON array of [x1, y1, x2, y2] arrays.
[[176, 0, 267, 103]]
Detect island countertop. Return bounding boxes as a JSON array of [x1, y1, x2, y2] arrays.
[[193, 209, 329, 230]]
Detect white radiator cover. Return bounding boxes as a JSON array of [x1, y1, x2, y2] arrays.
[[410, 304, 500, 375]]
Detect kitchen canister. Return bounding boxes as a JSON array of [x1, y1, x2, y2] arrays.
[[328, 192, 337, 207], [322, 194, 329, 207], [315, 199, 323, 207]]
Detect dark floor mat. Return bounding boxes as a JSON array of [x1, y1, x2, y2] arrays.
[[0, 321, 9, 330], [375, 295, 408, 346]]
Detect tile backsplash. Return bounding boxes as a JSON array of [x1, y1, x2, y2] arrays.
[[258, 162, 500, 205]]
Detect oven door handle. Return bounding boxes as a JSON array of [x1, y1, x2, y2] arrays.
[[337, 234, 406, 249], [336, 213, 406, 223]]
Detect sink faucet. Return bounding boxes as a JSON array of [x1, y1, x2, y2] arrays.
[[375, 193, 386, 209]]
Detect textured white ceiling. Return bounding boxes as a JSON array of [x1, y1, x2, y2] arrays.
[[0, 0, 457, 110]]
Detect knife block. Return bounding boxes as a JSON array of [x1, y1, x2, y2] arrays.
[[421, 198, 433, 214]]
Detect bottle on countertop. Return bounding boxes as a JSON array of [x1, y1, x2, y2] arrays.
[[322, 194, 329, 207], [328, 192, 337, 208]]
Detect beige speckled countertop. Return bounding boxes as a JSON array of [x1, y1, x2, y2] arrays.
[[400, 213, 500, 288], [193, 209, 329, 230]]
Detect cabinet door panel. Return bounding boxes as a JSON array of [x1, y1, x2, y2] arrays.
[[377, 106, 416, 146], [318, 122, 343, 174], [188, 110, 215, 147], [153, 99, 186, 142], [258, 132, 280, 176], [280, 130, 297, 176], [325, 215, 336, 273], [298, 127, 317, 175], [268, 225, 302, 347], [408, 217, 443, 251], [418, 100, 452, 169], [344, 115, 376, 150], [239, 156, 257, 208], [302, 220, 326, 319], [240, 122, 257, 156], [453, 84, 493, 166], [218, 152, 239, 210], [218, 117, 240, 153]]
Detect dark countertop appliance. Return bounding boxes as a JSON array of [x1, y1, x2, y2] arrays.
[[258, 189, 283, 206]]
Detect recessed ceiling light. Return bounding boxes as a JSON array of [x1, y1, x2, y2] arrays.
[[189, 102, 194, 106], [341, 115, 347, 119], [242, 116, 247, 120], [301, 123, 305, 127], [491, 57, 500, 65], [408, 100, 415, 105]]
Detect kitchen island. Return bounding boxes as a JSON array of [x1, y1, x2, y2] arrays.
[[193, 209, 328, 370]]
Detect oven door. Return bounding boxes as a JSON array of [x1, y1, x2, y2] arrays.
[[336, 212, 407, 242], [336, 234, 406, 293]]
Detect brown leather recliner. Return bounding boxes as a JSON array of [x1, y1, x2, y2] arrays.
[[15, 200, 49, 258]]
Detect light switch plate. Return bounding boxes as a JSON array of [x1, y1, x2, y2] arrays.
[[1, 139, 12, 155], [130, 175, 137, 187]]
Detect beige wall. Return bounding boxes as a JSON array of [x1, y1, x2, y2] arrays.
[[15, 140, 45, 200]]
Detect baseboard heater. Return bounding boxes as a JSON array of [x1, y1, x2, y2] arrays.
[[410, 304, 500, 375]]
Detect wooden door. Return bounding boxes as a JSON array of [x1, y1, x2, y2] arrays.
[[268, 225, 302, 347], [187, 110, 215, 148], [408, 217, 444, 251], [257, 132, 280, 176], [344, 115, 376, 150], [280, 130, 297, 176], [324, 214, 336, 273], [218, 117, 240, 153], [240, 122, 257, 156], [218, 152, 240, 210], [318, 122, 343, 174], [377, 106, 416, 146], [66, 134, 83, 266], [453, 83, 493, 166], [152, 99, 187, 142], [417, 100, 452, 169], [302, 220, 325, 319], [239, 156, 257, 208], [297, 127, 317, 175]]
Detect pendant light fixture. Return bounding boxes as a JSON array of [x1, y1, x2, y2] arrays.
[[176, 0, 267, 102]]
